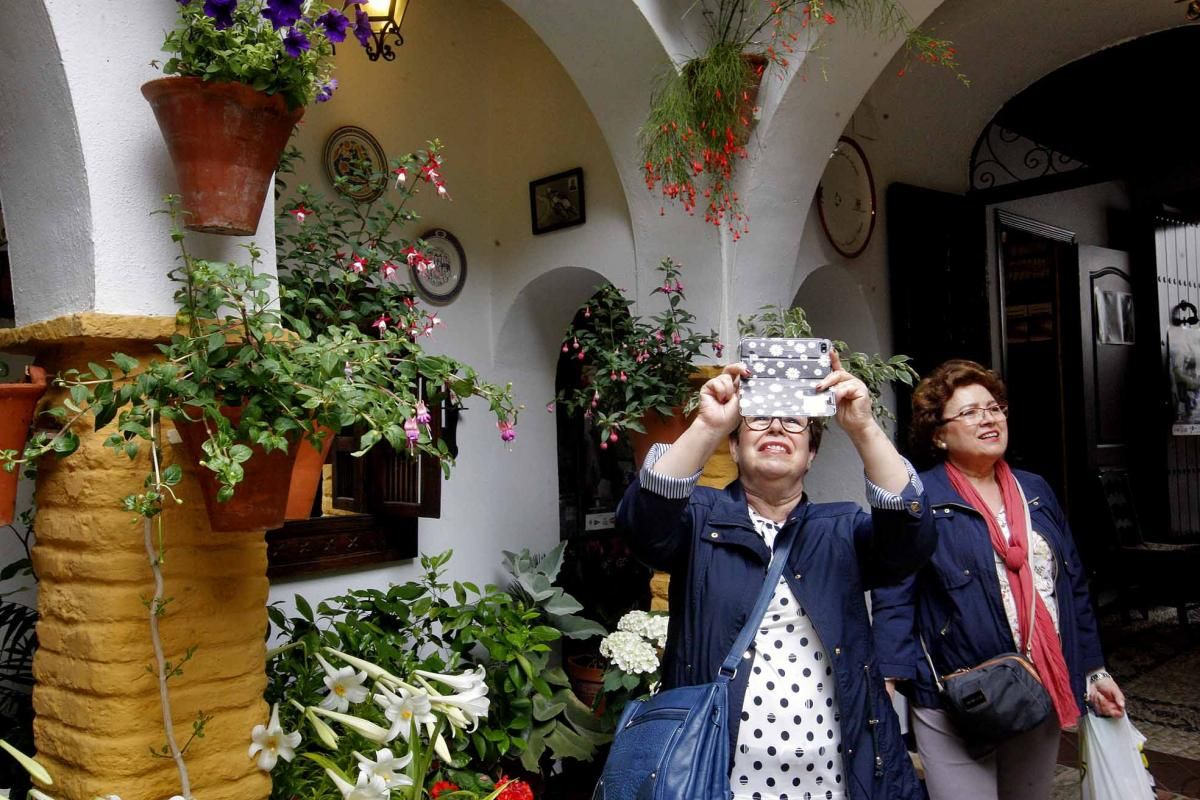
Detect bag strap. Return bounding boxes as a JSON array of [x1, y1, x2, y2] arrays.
[[717, 504, 807, 681]]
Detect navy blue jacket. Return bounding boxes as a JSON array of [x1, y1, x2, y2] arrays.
[[617, 476, 936, 800], [871, 463, 1106, 713]]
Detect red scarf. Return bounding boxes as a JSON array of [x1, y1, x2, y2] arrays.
[[945, 460, 1079, 729]]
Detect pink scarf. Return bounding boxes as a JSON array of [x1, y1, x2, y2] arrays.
[[945, 460, 1079, 729]]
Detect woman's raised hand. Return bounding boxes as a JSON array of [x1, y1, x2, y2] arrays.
[[696, 362, 750, 436]]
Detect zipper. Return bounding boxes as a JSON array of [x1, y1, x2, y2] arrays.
[[623, 707, 688, 730], [941, 654, 1043, 684], [863, 664, 883, 779]]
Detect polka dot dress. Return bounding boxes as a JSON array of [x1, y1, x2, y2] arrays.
[[731, 510, 846, 800]]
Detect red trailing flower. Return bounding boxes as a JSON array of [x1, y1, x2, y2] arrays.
[[496, 776, 535, 800], [430, 780, 460, 798]]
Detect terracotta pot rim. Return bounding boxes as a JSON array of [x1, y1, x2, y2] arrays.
[[141, 75, 299, 114], [0, 366, 48, 396]]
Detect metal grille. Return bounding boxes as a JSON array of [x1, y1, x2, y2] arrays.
[[1156, 218, 1200, 537]]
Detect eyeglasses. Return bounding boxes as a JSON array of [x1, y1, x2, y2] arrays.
[[939, 403, 1009, 426], [743, 416, 810, 434]]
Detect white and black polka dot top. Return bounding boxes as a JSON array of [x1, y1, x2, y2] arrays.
[[730, 508, 846, 800]]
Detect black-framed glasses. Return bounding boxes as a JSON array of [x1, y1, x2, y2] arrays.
[[743, 416, 810, 434], [939, 403, 1009, 426]]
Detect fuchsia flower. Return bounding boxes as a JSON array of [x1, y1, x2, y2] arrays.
[[546, 402, 556, 413], [289, 205, 312, 224], [713, 341, 725, 358], [404, 417, 421, 446], [672, 331, 682, 345], [393, 166, 408, 188], [401, 246, 432, 273], [381, 262, 398, 279], [350, 255, 367, 274], [372, 315, 390, 334], [436, 180, 450, 199], [498, 420, 516, 443], [415, 401, 432, 425]]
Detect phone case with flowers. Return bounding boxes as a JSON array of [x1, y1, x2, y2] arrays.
[[738, 337, 837, 418]]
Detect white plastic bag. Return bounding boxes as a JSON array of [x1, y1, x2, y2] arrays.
[[1079, 711, 1156, 800]]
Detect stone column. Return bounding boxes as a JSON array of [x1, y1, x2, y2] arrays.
[[0, 314, 272, 800]]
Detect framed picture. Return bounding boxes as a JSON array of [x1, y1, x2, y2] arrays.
[[323, 126, 387, 203], [529, 167, 585, 235], [413, 228, 467, 305]]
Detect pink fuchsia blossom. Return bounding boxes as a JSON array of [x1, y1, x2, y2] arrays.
[[713, 341, 725, 358], [350, 255, 368, 274], [415, 401, 432, 425], [393, 166, 408, 187], [381, 262, 398, 279], [372, 315, 390, 334], [498, 420, 516, 443], [289, 205, 312, 224], [672, 331, 682, 345], [436, 180, 449, 199], [404, 417, 421, 446], [546, 402, 555, 413]]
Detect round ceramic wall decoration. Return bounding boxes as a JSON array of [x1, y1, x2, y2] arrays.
[[323, 126, 387, 202], [816, 136, 877, 258], [413, 228, 466, 305]]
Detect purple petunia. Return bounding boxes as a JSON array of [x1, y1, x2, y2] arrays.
[[352, 4, 372, 47], [282, 27, 311, 57], [261, 0, 304, 30], [177, 0, 192, 5], [315, 8, 349, 42], [202, 0, 238, 29], [315, 78, 338, 102]]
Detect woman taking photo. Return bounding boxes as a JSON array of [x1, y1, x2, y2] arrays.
[[871, 359, 1125, 800]]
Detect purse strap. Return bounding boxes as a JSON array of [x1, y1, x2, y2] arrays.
[[717, 504, 807, 681], [919, 492, 1038, 690]]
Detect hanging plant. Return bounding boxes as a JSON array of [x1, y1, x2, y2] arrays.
[[640, 0, 968, 239]]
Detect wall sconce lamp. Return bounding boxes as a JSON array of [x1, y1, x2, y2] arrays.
[[360, 0, 410, 61]]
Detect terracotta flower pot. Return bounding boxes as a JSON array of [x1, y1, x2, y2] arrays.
[[173, 405, 301, 532], [628, 410, 694, 468], [285, 424, 335, 520], [142, 77, 304, 235], [0, 367, 48, 526], [565, 653, 607, 712]]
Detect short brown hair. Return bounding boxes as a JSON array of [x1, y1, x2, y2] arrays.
[[730, 416, 825, 453], [910, 359, 1007, 461]]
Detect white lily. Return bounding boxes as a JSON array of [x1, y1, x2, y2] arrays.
[[324, 648, 402, 688], [305, 707, 341, 749], [325, 767, 391, 800], [413, 665, 487, 693], [374, 685, 435, 742], [248, 703, 303, 771], [310, 707, 392, 744], [315, 653, 370, 712], [352, 747, 413, 788], [438, 704, 470, 729], [28, 790, 57, 800], [433, 730, 453, 763], [431, 682, 490, 730]]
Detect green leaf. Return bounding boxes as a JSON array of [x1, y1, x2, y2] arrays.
[[162, 463, 183, 486], [52, 431, 80, 456], [87, 361, 111, 380], [295, 594, 314, 622], [229, 444, 253, 463]]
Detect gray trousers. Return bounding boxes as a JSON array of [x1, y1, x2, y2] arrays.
[[912, 706, 1061, 800]]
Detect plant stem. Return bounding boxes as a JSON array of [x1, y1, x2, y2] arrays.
[[144, 411, 192, 799]]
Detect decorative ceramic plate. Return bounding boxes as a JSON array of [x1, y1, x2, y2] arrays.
[[414, 228, 466, 305], [323, 126, 387, 203], [817, 136, 877, 258]]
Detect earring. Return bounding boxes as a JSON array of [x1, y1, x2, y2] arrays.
[[937, 441, 948, 450]]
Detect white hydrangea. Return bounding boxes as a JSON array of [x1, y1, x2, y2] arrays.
[[599, 631, 660, 675], [616, 610, 669, 650]]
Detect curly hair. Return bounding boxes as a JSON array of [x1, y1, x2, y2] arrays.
[[910, 359, 1007, 461]]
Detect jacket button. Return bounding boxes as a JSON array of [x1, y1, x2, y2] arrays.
[[964, 569, 971, 576], [710, 532, 719, 539], [909, 500, 922, 513], [848, 748, 854, 755], [834, 647, 841, 656], [794, 573, 802, 580]]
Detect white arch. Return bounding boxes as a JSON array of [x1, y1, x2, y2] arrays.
[[0, 1, 94, 324]]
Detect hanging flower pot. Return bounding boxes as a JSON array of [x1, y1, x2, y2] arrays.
[[142, 77, 304, 236], [285, 424, 335, 520], [0, 367, 48, 526], [174, 405, 301, 532]]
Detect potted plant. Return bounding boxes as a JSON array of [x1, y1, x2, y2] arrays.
[[144, 0, 373, 234], [0, 367, 48, 525], [4, 190, 518, 532], [555, 257, 723, 465], [274, 141, 462, 517], [640, 0, 966, 237]]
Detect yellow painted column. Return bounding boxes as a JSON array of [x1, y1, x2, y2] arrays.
[[0, 315, 272, 800]]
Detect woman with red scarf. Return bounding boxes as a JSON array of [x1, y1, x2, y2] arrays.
[[871, 360, 1124, 800]]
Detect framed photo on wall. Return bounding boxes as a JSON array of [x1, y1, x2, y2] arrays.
[[530, 167, 585, 235]]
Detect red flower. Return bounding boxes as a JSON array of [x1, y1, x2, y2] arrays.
[[496, 776, 535, 800], [431, 781, 459, 798]]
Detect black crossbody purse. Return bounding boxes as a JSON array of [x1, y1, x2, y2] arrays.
[[919, 495, 1052, 745]]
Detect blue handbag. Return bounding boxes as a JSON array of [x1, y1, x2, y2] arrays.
[[592, 524, 799, 800]]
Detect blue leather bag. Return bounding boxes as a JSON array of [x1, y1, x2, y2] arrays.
[[592, 526, 798, 800]]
